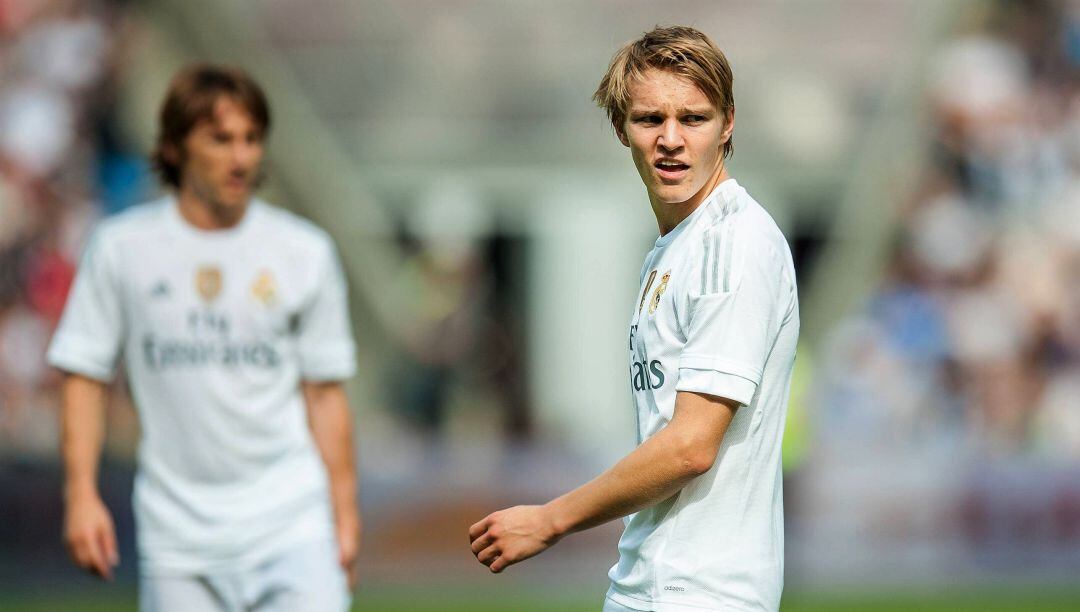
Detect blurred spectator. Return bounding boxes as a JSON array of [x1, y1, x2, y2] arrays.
[[0, 0, 143, 459], [819, 0, 1080, 460], [389, 182, 530, 441]]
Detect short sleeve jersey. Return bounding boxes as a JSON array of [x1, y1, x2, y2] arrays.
[[48, 197, 357, 575], [607, 180, 799, 612]]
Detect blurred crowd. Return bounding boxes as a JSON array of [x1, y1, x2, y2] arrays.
[[388, 187, 530, 442], [819, 0, 1080, 459], [0, 0, 144, 458], [7, 0, 1078, 468]]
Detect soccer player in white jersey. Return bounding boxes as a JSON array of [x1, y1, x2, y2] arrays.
[[470, 26, 798, 611], [49, 64, 360, 611]]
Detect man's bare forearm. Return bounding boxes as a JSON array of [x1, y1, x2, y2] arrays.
[[546, 426, 705, 536], [59, 373, 119, 580], [546, 392, 737, 537], [61, 374, 109, 500], [470, 392, 737, 573], [303, 382, 358, 519], [304, 380, 361, 586]]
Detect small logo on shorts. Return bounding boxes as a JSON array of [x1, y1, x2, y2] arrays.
[[663, 585, 686, 592]]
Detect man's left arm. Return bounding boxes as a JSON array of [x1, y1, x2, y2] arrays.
[[471, 236, 788, 574], [469, 390, 737, 573], [303, 380, 361, 588]]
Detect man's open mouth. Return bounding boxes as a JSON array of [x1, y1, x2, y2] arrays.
[[654, 159, 689, 178]]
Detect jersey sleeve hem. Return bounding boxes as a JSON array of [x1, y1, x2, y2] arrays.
[[675, 367, 757, 406], [46, 341, 115, 382], [298, 344, 357, 381], [678, 354, 762, 384]]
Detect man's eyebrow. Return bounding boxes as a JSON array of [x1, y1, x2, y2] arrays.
[[627, 106, 714, 115]]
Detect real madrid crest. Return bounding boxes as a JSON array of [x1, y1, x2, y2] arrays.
[[251, 270, 277, 306], [649, 271, 670, 315], [195, 265, 223, 303]]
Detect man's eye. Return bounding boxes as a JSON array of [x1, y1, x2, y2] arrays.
[[213, 133, 230, 144], [682, 115, 706, 124], [636, 115, 661, 125]]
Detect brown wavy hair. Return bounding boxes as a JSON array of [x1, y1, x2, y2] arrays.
[[593, 26, 735, 159], [151, 63, 271, 188]]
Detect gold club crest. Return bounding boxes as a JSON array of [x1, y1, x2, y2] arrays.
[[251, 270, 277, 306], [195, 265, 223, 303], [649, 272, 670, 315]]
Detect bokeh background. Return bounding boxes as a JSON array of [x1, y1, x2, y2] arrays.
[[2, 0, 1080, 610]]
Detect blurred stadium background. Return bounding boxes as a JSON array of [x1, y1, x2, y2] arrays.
[[2, 0, 1080, 609]]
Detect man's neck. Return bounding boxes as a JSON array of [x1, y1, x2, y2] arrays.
[[177, 189, 248, 230], [651, 164, 730, 237]]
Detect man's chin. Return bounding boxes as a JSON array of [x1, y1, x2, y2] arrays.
[[217, 191, 252, 209], [206, 197, 251, 219], [650, 188, 694, 205]]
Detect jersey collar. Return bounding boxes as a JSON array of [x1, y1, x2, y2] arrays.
[[654, 178, 739, 248], [165, 195, 262, 240]]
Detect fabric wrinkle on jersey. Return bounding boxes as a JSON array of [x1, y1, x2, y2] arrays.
[[608, 179, 799, 612], [47, 196, 357, 576]]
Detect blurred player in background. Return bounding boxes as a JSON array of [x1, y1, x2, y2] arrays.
[[48, 64, 360, 611], [470, 26, 798, 611]]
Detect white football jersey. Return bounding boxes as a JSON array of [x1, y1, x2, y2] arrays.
[[607, 179, 799, 612], [48, 197, 357, 575]]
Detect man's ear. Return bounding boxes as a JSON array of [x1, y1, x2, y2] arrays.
[[162, 142, 182, 165], [615, 121, 630, 148], [721, 107, 735, 144]]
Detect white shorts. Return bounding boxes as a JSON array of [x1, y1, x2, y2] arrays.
[[139, 537, 350, 612], [603, 596, 651, 612]]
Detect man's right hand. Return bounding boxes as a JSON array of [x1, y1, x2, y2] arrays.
[[63, 491, 119, 580]]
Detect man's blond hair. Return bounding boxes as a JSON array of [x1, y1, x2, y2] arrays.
[[594, 25, 735, 159]]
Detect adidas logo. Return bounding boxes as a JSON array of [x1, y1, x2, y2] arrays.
[[150, 281, 171, 298]]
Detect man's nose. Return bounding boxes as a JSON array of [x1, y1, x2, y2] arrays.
[[233, 141, 260, 165], [657, 119, 684, 151]]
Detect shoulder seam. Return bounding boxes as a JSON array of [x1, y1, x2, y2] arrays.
[[698, 195, 740, 295], [259, 203, 334, 245]]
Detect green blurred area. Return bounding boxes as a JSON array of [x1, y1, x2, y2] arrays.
[[5, 588, 1080, 612]]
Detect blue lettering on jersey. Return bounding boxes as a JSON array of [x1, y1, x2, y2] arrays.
[[631, 359, 665, 391], [142, 334, 280, 369], [143, 308, 279, 369]]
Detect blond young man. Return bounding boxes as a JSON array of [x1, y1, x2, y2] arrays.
[[469, 27, 798, 611], [50, 65, 360, 611]]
